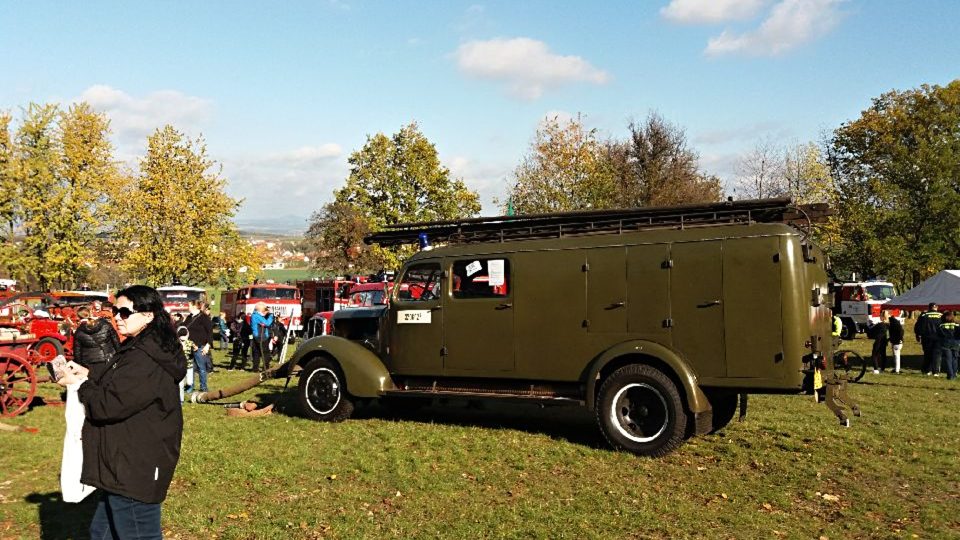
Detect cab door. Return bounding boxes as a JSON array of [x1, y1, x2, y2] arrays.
[[389, 261, 444, 375], [443, 256, 515, 374]]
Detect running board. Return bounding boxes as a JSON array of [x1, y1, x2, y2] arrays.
[[385, 377, 583, 404], [382, 389, 583, 404]]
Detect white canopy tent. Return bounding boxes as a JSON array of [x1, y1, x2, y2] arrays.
[[886, 270, 960, 312]]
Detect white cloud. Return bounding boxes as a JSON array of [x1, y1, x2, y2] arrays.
[[454, 38, 610, 100], [446, 154, 512, 216], [705, 0, 844, 56], [262, 144, 343, 167], [661, 0, 770, 24], [225, 146, 349, 220], [694, 121, 787, 145], [77, 85, 213, 146]]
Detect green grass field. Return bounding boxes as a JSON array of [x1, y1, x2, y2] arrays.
[[2, 335, 958, 539], [259, 268, 320, 284]]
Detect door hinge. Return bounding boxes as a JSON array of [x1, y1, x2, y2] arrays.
[[440, 346, 448, 356], [662, 318, 673, 328], [661, 259, 673, 269]]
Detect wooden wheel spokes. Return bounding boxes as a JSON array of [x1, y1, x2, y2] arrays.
[[0, 352, 37, 418]]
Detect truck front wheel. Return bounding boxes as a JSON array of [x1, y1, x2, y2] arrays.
[[596, 364, 687, 457], [839, 319, 857, 340], [298, 357, 354, 422]]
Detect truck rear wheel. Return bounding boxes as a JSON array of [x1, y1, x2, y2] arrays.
[[705, 392, 738, 434], [298, 357, 354, 422], [596, 364, 687, 457]]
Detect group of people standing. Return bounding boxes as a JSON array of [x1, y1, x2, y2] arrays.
[[862, 310, 905, 373], [226, 301, 284, 373], [857, 302, 960, 379], [914, 302, 959, 379]]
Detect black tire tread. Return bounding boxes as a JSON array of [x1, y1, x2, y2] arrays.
[[596, 364, 687, 458], [297, 357, 354, 422]]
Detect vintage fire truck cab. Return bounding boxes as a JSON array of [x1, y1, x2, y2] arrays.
[[285, 198, 849, 457], [157, 285, 208, 316], [830, 280, 900, 339]]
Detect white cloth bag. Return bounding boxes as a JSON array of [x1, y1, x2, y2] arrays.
[[61, 381, 96, 503]]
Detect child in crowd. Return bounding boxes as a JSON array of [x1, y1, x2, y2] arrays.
[[177, 326, 196, 402]]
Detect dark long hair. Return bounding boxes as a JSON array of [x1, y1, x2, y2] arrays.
[[116, 285, 179, 352]]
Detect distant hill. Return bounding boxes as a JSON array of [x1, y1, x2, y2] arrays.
[[234, 214, 308, 236]]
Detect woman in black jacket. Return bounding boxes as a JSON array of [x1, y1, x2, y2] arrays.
[[888, 311, 905, 373], [71, 306, 121, 381], [58, 285, 186, 539], [869, 311, 890, 373]]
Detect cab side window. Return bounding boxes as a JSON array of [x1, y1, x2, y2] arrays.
[[452, 258, 510, 299], [397, 263, 442, 301]]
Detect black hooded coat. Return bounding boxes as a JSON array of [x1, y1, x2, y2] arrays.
[[77, 327, 187, 504]]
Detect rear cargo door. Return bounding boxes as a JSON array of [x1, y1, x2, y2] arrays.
[[586, 247, 627, 333], [626, 244, 671, 342], [724, 237, 783, 379], [670, 241, 725, 377]]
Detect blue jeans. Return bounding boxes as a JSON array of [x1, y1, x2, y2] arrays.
[[942, 347, 959, 380], [89, 491, 162, 540], [193, 349, 210, 392]]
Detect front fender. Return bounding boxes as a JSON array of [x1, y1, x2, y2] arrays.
[[584, 340, 709, 414], [288, 335, 396, 398]]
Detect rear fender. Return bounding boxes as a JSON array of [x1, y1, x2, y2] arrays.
[[287, 335, 395, 397], [584, 340, 709, 414]]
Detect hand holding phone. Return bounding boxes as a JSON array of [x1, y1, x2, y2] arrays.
[[47, 355, 68, 382]]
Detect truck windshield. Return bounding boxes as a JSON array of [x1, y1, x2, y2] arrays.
[[866, 285, 897, 300], [348, 290, 386, 307], [161, 290, 205, 303], [250, 288, 298, 300]]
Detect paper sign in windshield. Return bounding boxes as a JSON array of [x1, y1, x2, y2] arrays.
[[488, 259, 505, 286], [465, 261, 482, 276], [398, 310, 432, 324]]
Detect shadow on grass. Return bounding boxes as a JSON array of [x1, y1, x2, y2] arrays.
[[24, 491, 97, 540], [248, 385, 606, 450]]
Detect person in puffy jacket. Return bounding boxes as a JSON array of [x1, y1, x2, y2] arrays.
[[56, 285, 186, 539], [71, 306, 121, 381]]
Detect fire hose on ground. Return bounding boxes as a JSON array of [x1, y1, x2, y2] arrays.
[[188, 357, 295, 417]]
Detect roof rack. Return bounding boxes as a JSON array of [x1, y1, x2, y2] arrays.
[[364, 197, 830, 247]]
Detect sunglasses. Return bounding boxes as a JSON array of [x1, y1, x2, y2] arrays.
[[111, 306, 139, 320]]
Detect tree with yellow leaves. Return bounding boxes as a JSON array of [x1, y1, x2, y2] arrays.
[[113, 125, 261, 287]]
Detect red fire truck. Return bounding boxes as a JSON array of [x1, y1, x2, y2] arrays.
[[298, 277, 365, 325], [304, 281, 392, 337], [221, 282, 302, 331], [157, 285, 208, 316]]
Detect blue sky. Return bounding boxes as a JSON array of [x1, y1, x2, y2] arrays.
[[2, 1, 958, 222]]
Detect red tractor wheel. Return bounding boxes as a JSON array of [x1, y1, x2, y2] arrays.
[[31, 337, 64, 363], [1, 351, 37, 417]]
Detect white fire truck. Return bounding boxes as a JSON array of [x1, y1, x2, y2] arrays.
[[157, 285, 208, 316], [830, 279, 900, 339]]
